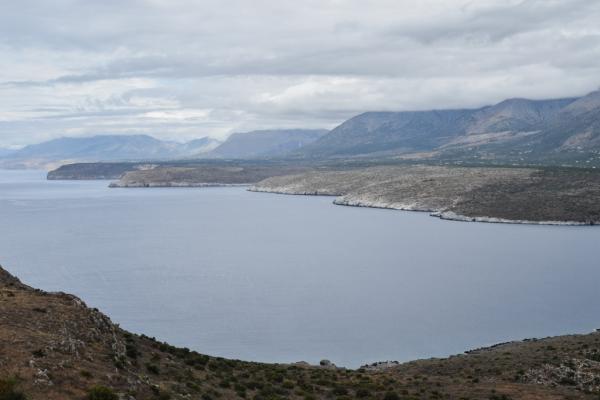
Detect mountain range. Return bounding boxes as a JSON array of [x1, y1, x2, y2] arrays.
[[207, 129, 327, 159], [2, 89, 600, 169], [0, 129, 328, 169], [296, 89, 600, 165], [0, 135, 221, 169]]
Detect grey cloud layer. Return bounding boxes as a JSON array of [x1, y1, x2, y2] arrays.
[[1, 0, 599, 147]]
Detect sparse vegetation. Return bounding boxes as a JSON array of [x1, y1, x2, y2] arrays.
[[253, 165, 600, 224], [146, 363, 160, 375], [3, 265, 600, 399], [87, 386, 118, 400], [0, 378, 26, 400]]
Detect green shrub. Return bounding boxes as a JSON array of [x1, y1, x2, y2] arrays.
[[31, 349, 45, 358], [146, 363, 160, 375], [586, 350, 600, 362], [0, 377, 26, 400], [80, 370, 93, 379], [331, 386, 348, 396], [489, 395, 513, 400], [218, 380, 230, 389], [125, 343, 139, 359], [87, 385, 118, 400], [113, 355, 126, 370], [156, 391, 171, 400], [383, 391, 400, 400], [281, 380, 295, 389]]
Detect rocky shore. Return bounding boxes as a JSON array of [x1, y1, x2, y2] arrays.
[[434, 211, 593, 226], [109, 181, 249, 188], [250, 165, 600, 225]]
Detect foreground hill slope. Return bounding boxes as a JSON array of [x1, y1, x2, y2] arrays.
[[2, 265, 600, 400]]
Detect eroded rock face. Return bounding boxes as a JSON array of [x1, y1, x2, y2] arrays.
[[524, 358, 600, 392]]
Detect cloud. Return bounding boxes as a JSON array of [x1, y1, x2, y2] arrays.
[[0, 0, 599, 147]]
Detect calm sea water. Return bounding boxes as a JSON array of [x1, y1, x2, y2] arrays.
[[1, 169, 599, 367]]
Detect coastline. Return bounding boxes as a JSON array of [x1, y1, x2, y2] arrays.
[[108, 181, 250, 188], [434, 211, 593, 226], [250, 186, 597, 226]]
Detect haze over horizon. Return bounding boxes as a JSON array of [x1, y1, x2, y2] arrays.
[[1, 0, 600, 148]]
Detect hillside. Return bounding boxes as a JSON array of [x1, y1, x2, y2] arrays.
[[251, 165, 600, 225], [296, 91, 600, 165], [0, 135, 221, 169], [108, 164, 311, 187], [298, 110, 475, 157], [2, 265, 600, 400], [209, 129, 327, 159]]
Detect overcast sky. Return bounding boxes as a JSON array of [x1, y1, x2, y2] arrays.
[[1, 0, 599, 147]]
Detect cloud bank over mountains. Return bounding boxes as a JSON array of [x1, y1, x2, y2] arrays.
[[1, 0, 599, 147]]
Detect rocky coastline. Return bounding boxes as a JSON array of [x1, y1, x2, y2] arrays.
[[330, 197, 593, 226], [109, 181, 249, 188], [250, 165, 600, 226]]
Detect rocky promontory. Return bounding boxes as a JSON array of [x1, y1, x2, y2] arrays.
[[108, 164, 312, 188], [251, 165, 600, 225]]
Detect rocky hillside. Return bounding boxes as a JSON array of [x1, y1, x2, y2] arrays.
[[2, 265, 600, 400], [109, 164, 311, 188], [47, 162, 154, 180], [297, 110, 475, 157], [296, 90, 600, 166], [47, 160, 312, 182], [251, 165, 600, 225]]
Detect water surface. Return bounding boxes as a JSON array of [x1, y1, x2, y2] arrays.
[[1, 170, 598, 367]]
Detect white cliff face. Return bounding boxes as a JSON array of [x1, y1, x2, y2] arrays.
[[434, 211, 590, 226], [333, 196, 435, 213]]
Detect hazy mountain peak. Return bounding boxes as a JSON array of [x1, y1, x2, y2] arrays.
[[0, 134, 221, 169], [467, 97, 576, 134], [295, 89, 600, 161], [561, 89, 600, 116], [208, 129, 328, 159]]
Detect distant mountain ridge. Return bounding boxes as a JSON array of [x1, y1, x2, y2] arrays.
[[297, 90, 600, 164], [0, 129, 329, 169], [4, 90, 600, 170], [208, 129, 328, 159], [0, 134, 221, 169]]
